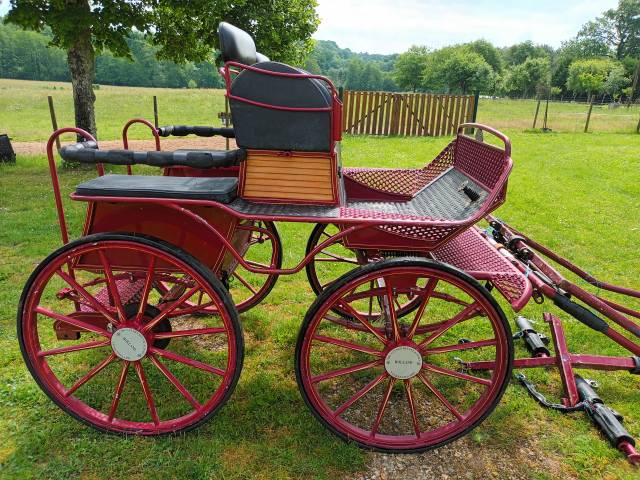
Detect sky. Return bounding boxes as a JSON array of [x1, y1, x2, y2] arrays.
[[0, 0, 620, 54]]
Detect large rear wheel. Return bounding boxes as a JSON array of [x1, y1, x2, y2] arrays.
[[296, 258, 512, 452], [18, 233, 243, 435]]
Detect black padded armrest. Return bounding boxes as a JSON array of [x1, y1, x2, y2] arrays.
[[156, 125, 235, 138], [60, 143, 246, 169]]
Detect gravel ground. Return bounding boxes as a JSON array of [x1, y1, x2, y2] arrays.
[[352, 436, 571, 480]]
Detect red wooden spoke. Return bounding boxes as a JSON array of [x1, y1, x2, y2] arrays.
[[424, 338, 497, 355], [35, 306, 110, 337], [154, 327, 226, 340], [421, 363, 491, 386], [134, 361, 160, 426], [333, 372, 388, 417], [142, 285, 200, 332], [98, 250, 126, 322], [418, 302, 480, 349], [336, 300, 388, 345], [404, 379, 421, 437], [311, 359, 383, 384], [313, 334, 384, 357], [233, 271, 258, 294], [55, 269, 118, 325], [385, 279, 400, 342], [136, 256, 156, 321], [416, 372, 464, 421], [408, 278, 438, 338], [150, 347, 225, 376], [64, 353, 116, 397], [371, 377, 395, 436], [108, 361, 130, 422], [38, 339, 110, 357], [417, 372, 464, 420], [149, 354, 202, 410]]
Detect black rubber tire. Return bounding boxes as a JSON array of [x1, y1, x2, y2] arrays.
[[18, 232, 244, 436], [295, 257, 513, 453]]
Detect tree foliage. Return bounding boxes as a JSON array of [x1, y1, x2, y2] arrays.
[[502, 57, 551, 97], [393, 45, 429, 91], [577, 0, 640, 60], [422, 46, 494, 94], [566, 58, 619, 96]]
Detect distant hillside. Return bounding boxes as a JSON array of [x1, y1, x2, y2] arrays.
[[305, 40, 399, 91]]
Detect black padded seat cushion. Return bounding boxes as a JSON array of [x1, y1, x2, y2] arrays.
[[76, 175, 238, 203]]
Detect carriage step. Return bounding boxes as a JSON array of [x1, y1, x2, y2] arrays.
[[79, 278, 146, 312], [432, 226, 532, 311]]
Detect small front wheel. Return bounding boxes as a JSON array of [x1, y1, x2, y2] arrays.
[[295, 258, 512, 452], [18, 233, 243, 435]]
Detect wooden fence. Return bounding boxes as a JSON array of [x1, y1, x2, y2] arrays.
[[341, 91, 477, 137]]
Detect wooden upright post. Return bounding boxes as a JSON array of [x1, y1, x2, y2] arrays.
[[532, 95, 541, 129], [636, 112, 640, 134], [47, 96, 61, 151], [584, 96, 594, 133], [153, 96, 159, 128]]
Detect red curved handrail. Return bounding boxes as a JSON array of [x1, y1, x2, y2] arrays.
[[46, 127, 97, 245], [122, 118, 161, 174], [458, 122, 511, 157]]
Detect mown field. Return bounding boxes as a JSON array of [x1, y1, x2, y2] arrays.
[[1, 79, 639, 142], [0, 79, 639, 480]]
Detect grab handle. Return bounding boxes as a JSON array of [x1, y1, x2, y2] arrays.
[[458, 123, 511, 157]]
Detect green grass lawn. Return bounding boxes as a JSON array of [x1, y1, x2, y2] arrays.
[[1, 128, 639, 479], [2, 79, 639, 142]]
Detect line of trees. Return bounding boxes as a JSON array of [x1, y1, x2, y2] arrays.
[[390, 0, 639, 101], [0, 21, 225, 89]]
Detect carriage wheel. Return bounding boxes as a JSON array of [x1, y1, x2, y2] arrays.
[[305, 223, 422, 319], [18, 233, 243, 435], [228, 221, 282, 313], [296, 258, 512, 452]]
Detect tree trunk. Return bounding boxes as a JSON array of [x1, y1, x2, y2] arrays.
[[67, 29, 96, 140]]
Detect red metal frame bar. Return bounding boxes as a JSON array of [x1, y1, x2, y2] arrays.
[[122, 118, 161, 174], [46, 128, 99, 245]]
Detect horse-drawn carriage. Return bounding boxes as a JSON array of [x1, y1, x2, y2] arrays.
[[18, 23, 639, 459]]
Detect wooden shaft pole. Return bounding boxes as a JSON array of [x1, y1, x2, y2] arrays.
[[48, 96, 61, 151], [153, 96, 159, 128]]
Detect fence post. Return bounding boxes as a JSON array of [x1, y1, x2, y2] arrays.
[[472, 90, 480, 123], [390, 94, 401, 135], [47, 96, 61, 151], [584, 96, 594, 133], [636, 112, 640, 134], [153, 96, 159, 128], [532, 95, 541, 129]]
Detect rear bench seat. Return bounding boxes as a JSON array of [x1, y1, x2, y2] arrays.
[[75, 175, 238, 203]]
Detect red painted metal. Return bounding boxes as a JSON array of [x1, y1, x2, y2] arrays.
[[20, 238, 241, 434], [46, 127, 98, 245], [122, 118, 161, 174], [297, 264, 511, 450]]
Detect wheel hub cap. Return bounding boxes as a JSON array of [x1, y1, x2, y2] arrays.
[[384, 345, 422, 379], [111, 327, 148, 361]]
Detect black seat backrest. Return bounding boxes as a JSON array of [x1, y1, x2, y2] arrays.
[[218, 22, 269, 65], [218, 22, 333, 152]]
